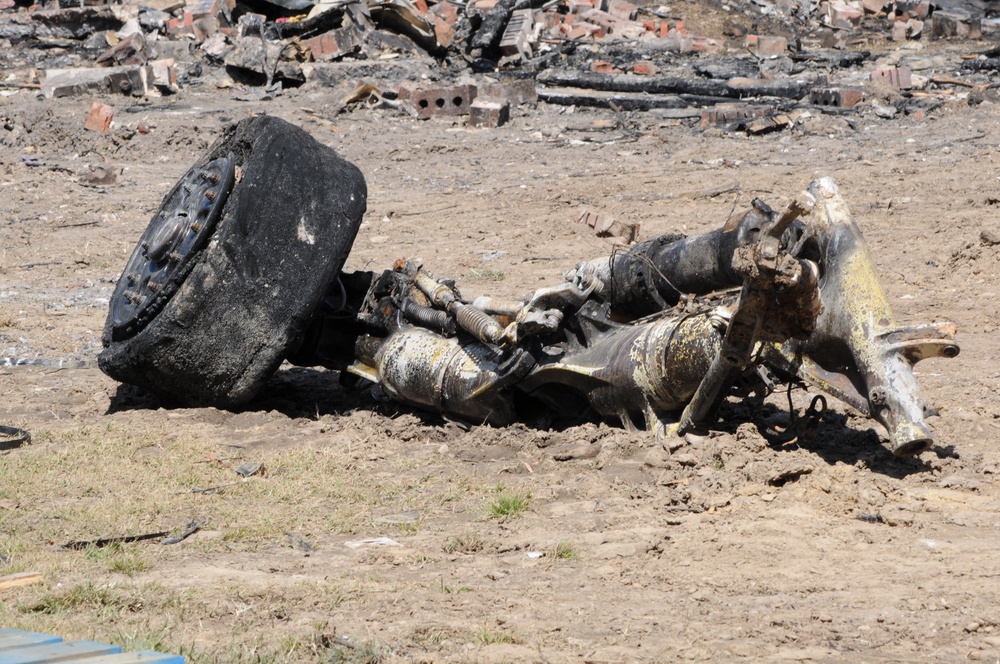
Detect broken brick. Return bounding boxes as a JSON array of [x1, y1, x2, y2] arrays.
[[95, 32, 150, 67], [305, 24, 363, 61], [430, 0, 458, 25], [932, 10, 974, 39], [748, 35, 787, 57], [432, 14, 456, 48], [581, 8, 639, 35], [810, 87, 864, 108], [478, 77, 537, 105], [149, 58, 177, 89], [633, 60, 657, 75], [578, 209, 639, 242], [166, 11, 194, 38], [700, 103, 775, 128], [590, 60, 620, 74], [827, 1, 863, 29], [605, 0, 637, 20], [895, 0, 929, 18], [42, 66, 148, 99], [469, 98, 510, 127], [871, 66, 912, 90], [499, 9, 534, 58], [862, 0, 888, 13], [83, 101, 114, 134], [691, 36, 724, 53]]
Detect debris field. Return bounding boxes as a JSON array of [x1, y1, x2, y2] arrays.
[[1, 0, 1000, 659]]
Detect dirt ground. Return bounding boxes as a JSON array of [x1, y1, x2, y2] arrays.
[[3, 30, 1000, 663]]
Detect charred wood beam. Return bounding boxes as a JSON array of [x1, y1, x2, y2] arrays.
[[961, 58, 1000, 72], [536, 70, 812, 100], [0, 7, 122, 43], [788, 49, 868, 68], [537, 86, 692, 111], [470, 0, 517, 51]]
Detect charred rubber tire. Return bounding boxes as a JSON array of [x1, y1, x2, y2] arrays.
[[98, 116, 367, 406]]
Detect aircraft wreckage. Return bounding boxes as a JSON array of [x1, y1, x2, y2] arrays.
[[98, 116, 959, 457]]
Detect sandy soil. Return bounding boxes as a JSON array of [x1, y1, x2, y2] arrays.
[[2, 33, 1000, 663]]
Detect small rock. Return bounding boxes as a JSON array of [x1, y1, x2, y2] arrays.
[[673, 453, 699, 467], [966, 621, 982, 633], [643, 447, 672, 468], [940, 475, 981, 491], [552, 442, 601, 461], [683, 432, 709, 446], [981, 229, 1000, 246], [873, 103, 898, 118]]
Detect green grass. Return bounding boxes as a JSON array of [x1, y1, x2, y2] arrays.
[[554, 540, 577, 560], [474, 628, 517, 645], [442, 533, 483, 554], [466, 269, 506, 282], [488, 488, 531, 519]]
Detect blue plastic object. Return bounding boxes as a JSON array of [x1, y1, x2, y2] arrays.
[[0, 631, 182, 664]]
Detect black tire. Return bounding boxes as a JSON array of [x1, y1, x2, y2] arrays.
[[98, 116, 367, 406]]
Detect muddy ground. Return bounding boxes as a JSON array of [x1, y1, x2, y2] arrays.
[[3, 31, 1000, 664]]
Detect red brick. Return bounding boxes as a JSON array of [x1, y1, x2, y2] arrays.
[[468, 98, 510, 127], [827, 1, 863, 28], [414, 0, 428, 11], [432, 14, 455, 47], [149, 58, 177, 88], [430, 0, 458, 25], [305, 24, 363, 61], [192, 13, 218, 41], [753, 35, 787, 56], [306, 33, 339, 60], [399, 83, 477, 118], [691, 36, 724, 53], [166, 12, 194, 37], [632, 60, 657, 75], [606, 0, 637, 20], [870, 65, 912, 89], [809, 87, 863, 108], [699, 104, 774, 128], [84, 101, 114, 134], [891, 19, 908, 40], [590, 60, 619, 73]]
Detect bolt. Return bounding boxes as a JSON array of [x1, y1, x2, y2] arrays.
[[169, 251, 183, 263], [869, 388, 886, 406], [205, 190, 216, 202], [147, 281, 162, 293], [125, 290, 143, 305], [126, 273, 138, 285], [204, 171, 221, 185], [191, 222, 202, 233]]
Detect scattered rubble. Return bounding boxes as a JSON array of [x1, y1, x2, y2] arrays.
[[2, 0, 1000, 133]]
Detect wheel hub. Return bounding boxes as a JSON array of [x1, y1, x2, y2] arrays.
[[109, 153, 236, 333]]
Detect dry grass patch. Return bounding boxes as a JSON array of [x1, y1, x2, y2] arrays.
[[0, 419, 473, 662]]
